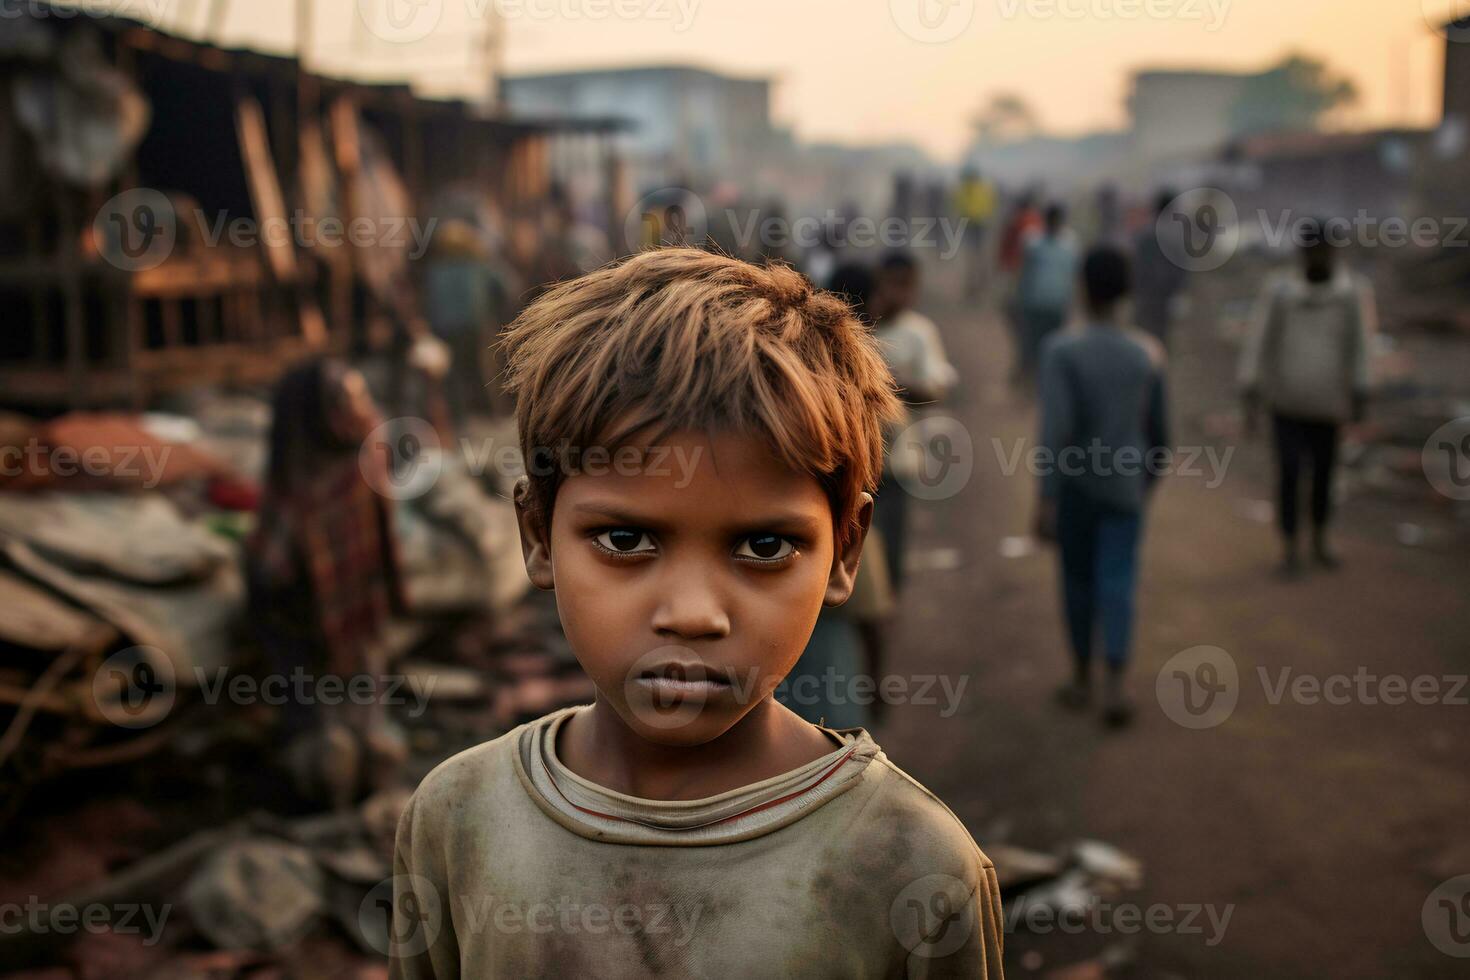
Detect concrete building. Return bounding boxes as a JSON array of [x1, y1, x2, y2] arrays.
[[963, 131, 1132, 193], [1127, 69, 1252, 166], [1425, 16, 1470, 230], [502, 65, 780, 194]]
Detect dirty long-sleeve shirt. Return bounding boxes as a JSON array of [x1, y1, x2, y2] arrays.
[[1039, 322, 1169, 512], [1237, 267, 1375, 424], [389, 706, 1004, 979]]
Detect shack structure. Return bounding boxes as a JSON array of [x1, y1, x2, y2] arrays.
[[0, 3, 622, 410]]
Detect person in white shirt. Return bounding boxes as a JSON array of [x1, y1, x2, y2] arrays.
[[869, 252, 958, 594], [1238, 218, 1375, 576]]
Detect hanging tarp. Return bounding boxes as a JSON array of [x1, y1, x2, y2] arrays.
[[11, 25, 149, 187]]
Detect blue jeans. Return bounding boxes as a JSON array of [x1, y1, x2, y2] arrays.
[[1056, 489, 1143, 668]]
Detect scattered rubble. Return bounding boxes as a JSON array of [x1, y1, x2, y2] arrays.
[[0, 387, 594, 976]]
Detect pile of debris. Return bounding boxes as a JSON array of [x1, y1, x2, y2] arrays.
[[990, 839, 1147, 979], [0, 392, 602, 977], [0, 409, 251, 790], [0, 790, 413, 979]]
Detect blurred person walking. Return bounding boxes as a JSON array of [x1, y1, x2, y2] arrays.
[[247, 359, 409, 806], [871, 251, 958, 595], [1016, 204, 1079, 381], [422, 219, 516, 425], [997, 192, 1044, 381], [1092, 183, 1124, 247], [1035, 246, 1168, 727], [997, 190, 1043, 278], [1238, 218, 1375, 576], [955, 168, 998, 299], [1132, 189, 1189, 346]]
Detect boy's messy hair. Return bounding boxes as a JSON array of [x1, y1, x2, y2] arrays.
[[498, 247, 905, 551]]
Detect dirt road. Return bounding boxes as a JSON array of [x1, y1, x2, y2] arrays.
[[876, 266, 1470, 979]]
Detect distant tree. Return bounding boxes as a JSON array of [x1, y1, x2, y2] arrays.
[[970, 93, 1041, 146], [1230, 54, 1357, 135]]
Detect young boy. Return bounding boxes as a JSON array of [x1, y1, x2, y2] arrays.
[[389, 249, 1005, 978], [1035, 246, 1168, 727]]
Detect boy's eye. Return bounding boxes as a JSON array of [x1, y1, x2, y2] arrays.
[[734, 534, 795, 562], [595, 528, 656, 554]]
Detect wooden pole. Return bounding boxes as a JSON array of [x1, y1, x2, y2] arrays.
[[206, 0, 230, 43], [297, 0, 313, 69]]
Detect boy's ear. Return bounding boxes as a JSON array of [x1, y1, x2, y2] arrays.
[[512, 476, 555, 590], [824, 491, 873, 606]]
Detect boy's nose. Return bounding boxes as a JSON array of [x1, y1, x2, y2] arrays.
[[651, 577, 731, 641]]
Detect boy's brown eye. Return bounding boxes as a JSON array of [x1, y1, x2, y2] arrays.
[[735, 534, 794, 562], [595, 528, 655, 554]]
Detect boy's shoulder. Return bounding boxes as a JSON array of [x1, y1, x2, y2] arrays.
[[1039, 324, 1082, 363], [1118, 326, 1167, 370], [400, 714, 993, 885], [845, 745, 995, 882], [402, 716, 532, 826], [1046, 324, 1163, 372]]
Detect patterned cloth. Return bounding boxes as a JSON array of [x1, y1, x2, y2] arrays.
[[247, 453, 405, 678]]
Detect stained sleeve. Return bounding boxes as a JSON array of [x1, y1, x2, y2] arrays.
[[388, 790, 461, 980], [903, 864, 1006, 979]]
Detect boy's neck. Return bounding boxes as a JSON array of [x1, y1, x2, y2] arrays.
[[557, 695, 837, 801]]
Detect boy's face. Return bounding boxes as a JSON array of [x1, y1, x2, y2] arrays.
[[513, 426, 869, 747]]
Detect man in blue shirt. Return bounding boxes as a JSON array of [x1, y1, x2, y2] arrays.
[[1035, 246, 1170, 727], [1016, 204, 1079, 380]]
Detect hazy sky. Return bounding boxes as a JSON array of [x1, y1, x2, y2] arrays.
[[156, 0, 1453, 159]]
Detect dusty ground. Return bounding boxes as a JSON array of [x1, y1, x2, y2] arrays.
[[877, 261, 1470, 979]]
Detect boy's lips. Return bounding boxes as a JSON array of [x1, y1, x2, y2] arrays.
[[631, 660, 739, 700]]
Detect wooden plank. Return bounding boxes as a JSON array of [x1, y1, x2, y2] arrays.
[[0, 368, 135, 406], [131, 257, 261, 298], [0, 571, 105, 653], [235, 96, 298, 282]]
